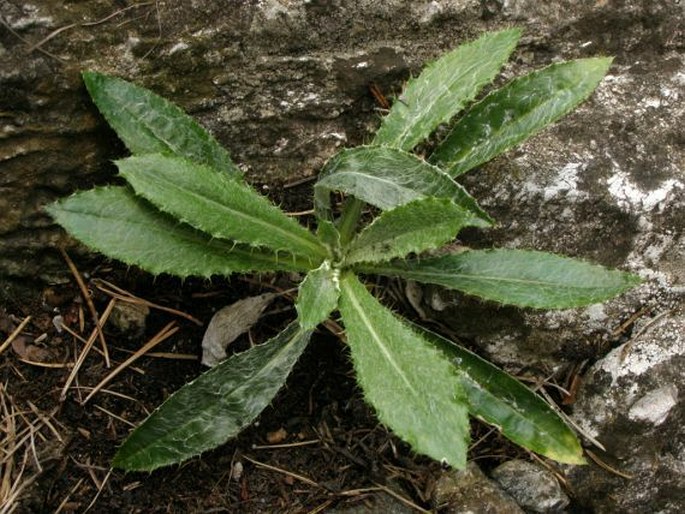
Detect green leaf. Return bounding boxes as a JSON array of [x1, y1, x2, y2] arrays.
[[358, 249, 641, 309], [117, 154, 328, 261], [345, 198, 482, 265], [296, 261, 340, 329], [82, 71, 241, 178], [431, 57, 613, 177], [46, 187, 312, 277], [113, 321, 312, 471], [338, 273, 469, 468], [373, 29, 521, 151], [317, 220, 341, 257], [413, 324, 585, 464], [314, 146, 491, 223]]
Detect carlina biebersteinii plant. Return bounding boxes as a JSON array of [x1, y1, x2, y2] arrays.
[[47, 28, 641, 472]]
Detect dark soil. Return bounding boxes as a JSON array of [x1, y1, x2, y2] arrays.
[[1, 248, 525, 514], [0, 238, 528, 513]]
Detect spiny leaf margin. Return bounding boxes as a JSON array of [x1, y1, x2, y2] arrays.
[[296, 261, 340, 330], [344, 198, 485, 265], [46, 186, 312, 278], [314, 146, 491, 223], [113, 321, 312, 471], [357, 249, 642, 309], [83, 71, 241, 177], [413, 323, 585, 464], [338, 273, 470, 468], [431, 57, 613, 177], [117, 154, 328, 261], [373, 28, 521, 151]]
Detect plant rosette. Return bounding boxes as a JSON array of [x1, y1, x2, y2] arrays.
[[48, 29, 641, 471]]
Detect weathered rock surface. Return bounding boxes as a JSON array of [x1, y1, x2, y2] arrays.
[[490, 460, 569, 513], [1, 1, 683, 511], [432, 462, 524, 514], [567, 307, 685, 513]]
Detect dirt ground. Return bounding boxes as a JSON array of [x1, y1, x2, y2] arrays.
[[1, 254, 528, 514]]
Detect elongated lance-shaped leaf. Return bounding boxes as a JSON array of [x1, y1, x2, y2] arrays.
[[296, 261, 340, 329], [410, 323, 585, 464], [82, 71, 241, 178], [431, 57, 613, 177], [46, 187, 313, 277], [117, 154, 328, 261], [314, 146, 491, 223], [357, 249, 641, 309], [338, 273, 470, 468], [373, 29, 521, 151], [113, 321, 312, 471], [345, 198, 484, 265]]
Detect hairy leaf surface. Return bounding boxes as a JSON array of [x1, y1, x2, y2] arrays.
[[345, 198, 481, 265], [413, 324, 585, 464], [431, 58, 613, 177], [296, 261, 340, 329], [47, 187, 312, 277], [82, 71, 240, 177], [314, 146, 491, 222], [118, 154, 327, 260], [359, 249, 641, 309], [113, 322, 312, 471], [317, 220, 341, 257], [373, 29, 521, 151], [338, 274, 469, 468]]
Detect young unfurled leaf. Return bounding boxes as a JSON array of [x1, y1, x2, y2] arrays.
[[46, 187, 312, 277], [317, 220, 341, 256], [82, 71, 241, 177], [431, 58, 613, 177], [113, 321, 312, 471], [373, 29, 521, 151], [296, 261, 340, 329], [314, 146, 491, 223], [117, 154, 328, 260], [358, 249, 641, 309], [413, 324, 585, 465], [201, 294, 277, 367], [338, 273, 470, 468], [345, 198, 486, 265]]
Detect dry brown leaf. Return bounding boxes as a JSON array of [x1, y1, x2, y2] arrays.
[[201, 293, 277, 367]]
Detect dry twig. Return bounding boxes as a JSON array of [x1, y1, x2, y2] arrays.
[[83, 322, 179, 404], [60, 248, 111, 367], [93, 279, 202, 326], [60, 299, 116, 401], [0, 317, 32, 357]]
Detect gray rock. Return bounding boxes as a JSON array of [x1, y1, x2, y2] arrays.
[[433, 462, 524, 514], [109, 300, 150, 340], [490, 460, 569, 513], [567, 307, 685, 513]]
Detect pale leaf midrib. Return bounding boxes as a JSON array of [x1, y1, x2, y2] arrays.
[[395, 59, 481, 149], [56, 204, 306, 271], [124, 327, 306, 466], [347, 220, 458, 263], [343, 281, 420, 398], [371, 265, 623, 291], [322, 171, 418, 193], [135, 172, 325, 258]]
